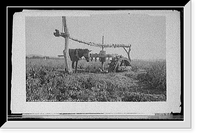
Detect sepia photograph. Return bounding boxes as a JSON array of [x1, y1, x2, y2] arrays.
[[25, 13, 166, 102]]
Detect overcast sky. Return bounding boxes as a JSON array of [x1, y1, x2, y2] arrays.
[[26, 13, 166, 60]]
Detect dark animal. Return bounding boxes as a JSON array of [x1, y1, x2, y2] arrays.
[[69, 49, 91, 72]]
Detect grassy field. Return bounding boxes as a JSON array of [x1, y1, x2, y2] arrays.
[[26, 58, 166, 102]]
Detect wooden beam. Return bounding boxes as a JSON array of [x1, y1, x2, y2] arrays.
[[102, 35, 104, 50], [62, 16, 73, 73], [123, 45, 131, 61], [69, 36, 131, 48]]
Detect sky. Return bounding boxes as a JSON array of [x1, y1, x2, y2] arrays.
[[26, 13, 166, 60]]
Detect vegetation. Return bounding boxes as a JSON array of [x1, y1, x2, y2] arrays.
[[26, 58, 166, 102]]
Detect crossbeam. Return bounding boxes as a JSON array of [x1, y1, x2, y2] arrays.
[[69, 36, 131, 48], [54, 29, 131, 48]]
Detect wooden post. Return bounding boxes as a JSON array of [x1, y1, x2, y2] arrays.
[[123, 45, 131, 61], [101, 35, 105, 71], [62, 16, 73, 73], [101, 35, 104, 50]]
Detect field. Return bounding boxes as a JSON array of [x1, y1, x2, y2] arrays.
[[26, 58, 166, 102]]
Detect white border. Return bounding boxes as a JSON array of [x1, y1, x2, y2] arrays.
[[1, 1, 191, 129], [183, 1, 191, 127], [11, 10, 180, 114], [1, 120, 190, 129]]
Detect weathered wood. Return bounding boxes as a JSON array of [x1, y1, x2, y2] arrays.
[[123, 45, 131, 61], [101, 35, 104, 50], [69, 36, 131, 48], [62, 16, 73, 73]]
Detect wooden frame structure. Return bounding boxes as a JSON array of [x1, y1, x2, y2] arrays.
[[54, 16, 132, 73]]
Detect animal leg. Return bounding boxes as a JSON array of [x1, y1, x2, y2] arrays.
[[75, 61, 78, 73], [72, 61, 75, 69]]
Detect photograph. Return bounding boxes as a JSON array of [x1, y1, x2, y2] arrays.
[[6, 4, 192, 128], [25, 13, 166, 102]]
